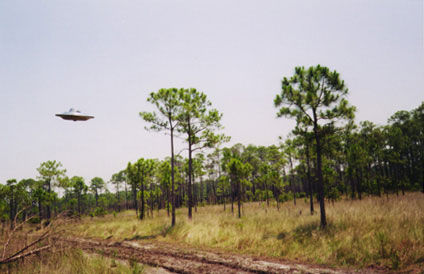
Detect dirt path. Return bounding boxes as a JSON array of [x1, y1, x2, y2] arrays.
[[56, 236, 369, 273]]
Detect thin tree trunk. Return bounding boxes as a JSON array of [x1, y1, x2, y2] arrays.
[[313, 116, 327, 228], [237, 181, 241, 218], [231, 189, 234, 214], [187, 119, 193, 220], [47, 179, 51, 221], [194, 177, 197, 213], [95, 190, 99, 207], [170, 123, 176, 226], [306, 143, 314, 215], [125, 183, 128, 210], [140, 179, 145, 220], [132, 184, 138, 216], [77, 193, 81, 215]]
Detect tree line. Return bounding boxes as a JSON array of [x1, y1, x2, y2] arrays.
[[1, 65, 423, 229]]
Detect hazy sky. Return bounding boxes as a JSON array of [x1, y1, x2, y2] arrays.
[[1, 0, 423, 184]]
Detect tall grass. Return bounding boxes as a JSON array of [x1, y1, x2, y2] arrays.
[[65, 192, 424, 270]]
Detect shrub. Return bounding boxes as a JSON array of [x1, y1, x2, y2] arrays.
[[93, 207, 107, 217]]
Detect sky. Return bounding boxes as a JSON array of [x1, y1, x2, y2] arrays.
[[0, 0, 423, 185]]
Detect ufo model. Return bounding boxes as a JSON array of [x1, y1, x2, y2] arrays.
[[55, 108, 94, 121]]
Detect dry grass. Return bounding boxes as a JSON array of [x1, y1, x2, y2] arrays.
[[2, 248, 145, 274], [0, 219, 145, 273], [64, 192, 424, 270]]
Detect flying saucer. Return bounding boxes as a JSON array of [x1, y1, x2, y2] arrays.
[[55, 108, 94, 121]]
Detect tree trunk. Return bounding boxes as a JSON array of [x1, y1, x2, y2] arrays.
[[125, 183, 128, 210], [166, 187, 170, 217], [422, 157, 424, 193], [77, 193, 81, 215], [289, 157, 296, 206], [313, 117, 327, 228], [132, 184, 138, 216], [46, 179, 52, 221], [140, 179, 145, 220], [168, 118, 176, 226], [187, 119, 193, 220], [231, 190, 234, 214], [194, 177, 197, 213], [9, 191, 14, 229], [116, 184, 121, 212], [306, 143, 314, 215], [95, 190, 99, 207], [237, 181, 241, 218]]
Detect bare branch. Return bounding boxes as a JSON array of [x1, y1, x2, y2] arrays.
[[0, 245, 51, 265], [1, 206, 31, 259]]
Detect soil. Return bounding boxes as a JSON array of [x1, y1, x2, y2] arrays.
[[55, 236, 381, 273]]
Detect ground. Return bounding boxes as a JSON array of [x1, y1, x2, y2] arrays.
[[57, 235, 382, 273]]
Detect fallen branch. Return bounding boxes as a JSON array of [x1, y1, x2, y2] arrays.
[[0, 245, 51, 265], [1, 207, 32, 260], [1, 210, 70, 266], [4, 230, 50, 262]]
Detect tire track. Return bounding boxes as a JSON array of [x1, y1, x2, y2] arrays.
[[56, 236, 365, 273]]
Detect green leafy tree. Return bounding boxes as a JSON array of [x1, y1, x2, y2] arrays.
[[274, 65, 355, 227], [126, 162, 139, 215], [157, 160, 172, 216], [90, 177, 105, 207], [135, 158, 157, 220], [281, 139, 298, 205], [5, 179, 18, 227], [217, 175, 230, 210], [221, 144, 244, 212], [37, 160, 66, 220], [412, 103, 424, 192], [292, 125, 315, 214], [176, 88, 227, 219], [226, 158, 252, 218], [140, 88, 181, 226], [111, 170, 126, 211], [264, 145, 286, 209], [71, 176, 87, 215]]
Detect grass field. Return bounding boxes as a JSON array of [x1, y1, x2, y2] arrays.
[[63, 192, 424, 271]]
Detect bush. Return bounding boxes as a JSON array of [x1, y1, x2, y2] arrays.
[[93, 207, 107, 217], [279, 192, 293, 202]]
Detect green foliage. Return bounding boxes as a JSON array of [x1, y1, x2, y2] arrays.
[[279, 192, 292, 202], [93, 207, 107, 217], [37, 160, 67, 185], [275, 65, 356, 227]]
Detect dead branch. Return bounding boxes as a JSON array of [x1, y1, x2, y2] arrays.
[[0, 245, 51, 265], [1, 206, 32, 260], [1, 210, 71, 265], [4, 230, 50, 262]]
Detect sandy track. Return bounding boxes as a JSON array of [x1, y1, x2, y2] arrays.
[[56, 236, 364, 273]]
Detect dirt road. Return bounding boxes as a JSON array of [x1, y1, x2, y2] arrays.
[[56, 236, 366, 273]]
